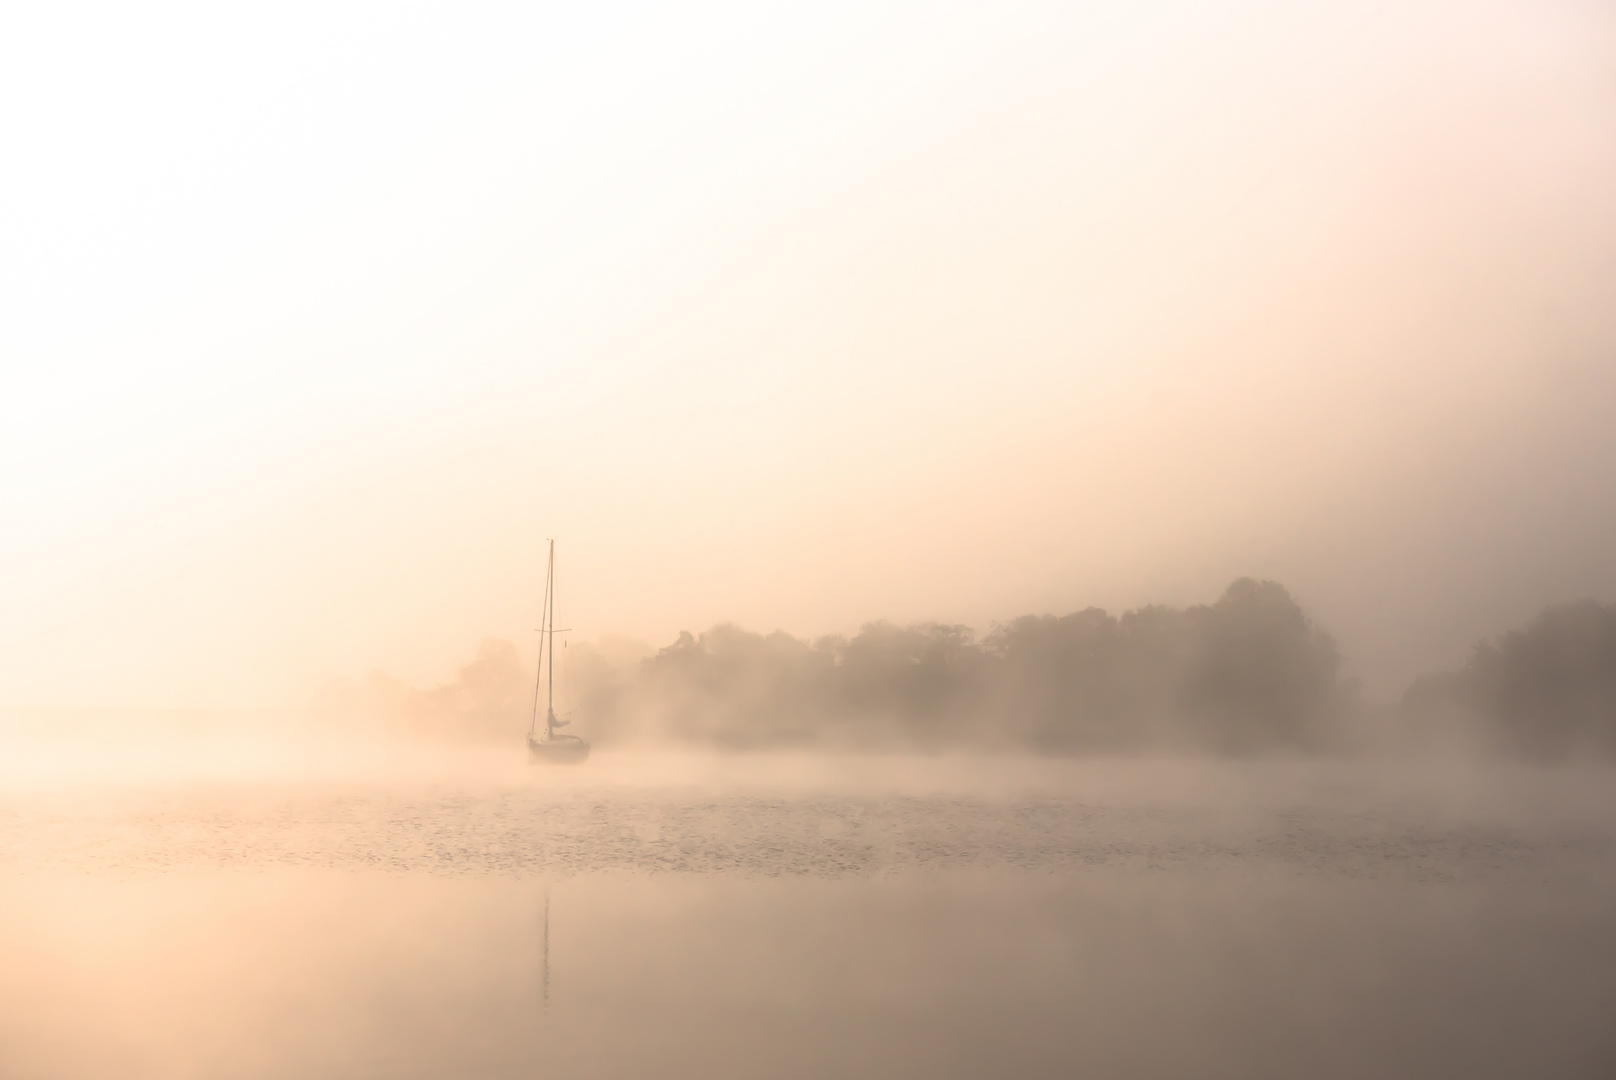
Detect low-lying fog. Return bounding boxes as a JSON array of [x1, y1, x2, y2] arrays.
[[4, 742, 1614, 1079], [5, 589, 1615, 1077], [8, 1, 1616, 1075]]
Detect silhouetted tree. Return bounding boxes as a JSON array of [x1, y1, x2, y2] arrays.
[[1177, 579, 1344, 751], [838, 621, 989, 744], [322, 579, 1361, 753], [1403, 600, 1616, 758], [605, 579, 1351, 753], [636, 625, 837, 746], [984, 581, 1344, 751]]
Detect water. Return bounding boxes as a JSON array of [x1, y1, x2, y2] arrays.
[[3, 749, 1614, 1078]]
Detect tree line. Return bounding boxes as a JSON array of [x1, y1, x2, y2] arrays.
[[1401, 599, 1616, 758], [568, 577, 1353, 751], [317, 580, 1616, 758]]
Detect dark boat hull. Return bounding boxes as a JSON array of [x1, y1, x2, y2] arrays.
[[527, 735, 591, 765]]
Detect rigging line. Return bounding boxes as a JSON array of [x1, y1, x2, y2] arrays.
[[527, 539, 553, 737], [549, 540, 557, 733], [547, 540, 556, 728]]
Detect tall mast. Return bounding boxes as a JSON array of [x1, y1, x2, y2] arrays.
[[546, 540, 556, 735], [528, 538, 554, 739]]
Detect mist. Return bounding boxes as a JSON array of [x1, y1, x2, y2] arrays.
[[1403, 600, 1616, 759], [6, 1, 1616, 1076], [6, 750, 1615, 1079], [5, 0, 1616, 711], [7, 591, 1616, 1077], [306, 580, 1616, 764]]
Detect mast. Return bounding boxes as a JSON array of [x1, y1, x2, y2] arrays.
[[528, 539, 554, 739], [546, 540, 557, 738]]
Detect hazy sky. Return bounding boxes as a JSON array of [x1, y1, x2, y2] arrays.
[[4, 0, 1614, 708]]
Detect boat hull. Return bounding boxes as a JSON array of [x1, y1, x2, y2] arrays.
[[527, 736, 591, 765]]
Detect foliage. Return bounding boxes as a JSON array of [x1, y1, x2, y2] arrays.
[[1403, 600, 1616, 758], [591, 578, 1350, 752]]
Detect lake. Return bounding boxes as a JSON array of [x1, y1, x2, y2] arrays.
[[3, 749, 1614, 1078]]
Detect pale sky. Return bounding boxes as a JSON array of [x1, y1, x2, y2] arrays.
[[4, 0, 1615, 708]]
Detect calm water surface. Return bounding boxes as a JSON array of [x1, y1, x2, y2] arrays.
[[3, 749, 1614, 1078]]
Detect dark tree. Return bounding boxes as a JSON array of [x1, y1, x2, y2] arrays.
[[1404, 601, 1616, 758]]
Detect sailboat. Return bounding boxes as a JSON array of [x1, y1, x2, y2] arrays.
[[527, 539, 591, 765]]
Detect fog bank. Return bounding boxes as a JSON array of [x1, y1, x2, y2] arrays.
[[304, 580, 1614, 759], [1403, 600, 1616, 759]]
